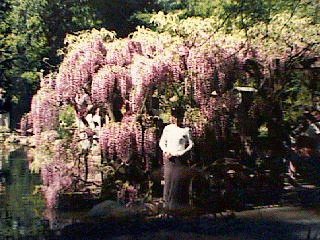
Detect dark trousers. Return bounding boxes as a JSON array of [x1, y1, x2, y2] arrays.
[[163, 155, 191, 210]]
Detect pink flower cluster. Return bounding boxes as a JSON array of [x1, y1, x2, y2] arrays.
[[30, 89, 59, 139], [41, 142, 74, 208], [56, 39, 107, 103], [100, 122, 133, 162], [56, 37, 186, 115], [99, 120, 157, 168], [41, 161, 73, 208], [143, 127, 157, 171], [190, 120, 207, 139], [117, 183, 138, 205], [105, 40, 143, 66]]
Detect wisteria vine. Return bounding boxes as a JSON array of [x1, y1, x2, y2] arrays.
[[25, 25, 318, 208]]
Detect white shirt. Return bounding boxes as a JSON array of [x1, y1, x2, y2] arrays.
[[159, 124, 193, 156]]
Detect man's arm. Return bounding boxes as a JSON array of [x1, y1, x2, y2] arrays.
[[175, 128, 194, 156], [159, 126, 168, 153]]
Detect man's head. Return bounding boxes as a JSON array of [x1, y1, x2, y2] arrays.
[[170, 106, 185, 126]]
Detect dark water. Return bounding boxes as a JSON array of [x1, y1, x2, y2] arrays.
[[0, 145, 87, 239], [0, 145, 50, 239]]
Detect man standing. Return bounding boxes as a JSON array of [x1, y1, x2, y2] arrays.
[[0, 89, 10, 130], [159, 107, 194, 211]]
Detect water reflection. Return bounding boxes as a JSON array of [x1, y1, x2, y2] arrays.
[[0, 145, 49, 239], [0, 145, 88, 239]]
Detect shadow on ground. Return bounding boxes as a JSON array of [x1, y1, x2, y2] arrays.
[[49, 207, 320, 240]]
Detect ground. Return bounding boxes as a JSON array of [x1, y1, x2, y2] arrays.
[[52, 206, 320, 240]]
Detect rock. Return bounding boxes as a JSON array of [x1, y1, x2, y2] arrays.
[[18, 136, 29, 146], [144, 202, 161, 216], [88, 200, 134, 218], [57, 192, 99, 210], [4, 134, 20, 144], [87, 200, 157, 219]]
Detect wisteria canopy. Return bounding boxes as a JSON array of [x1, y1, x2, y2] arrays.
[[26, 13, 319, 207]]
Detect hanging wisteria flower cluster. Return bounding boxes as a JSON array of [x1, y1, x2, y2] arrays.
[[41, 141, 74, 208], [56, 39, 107, 103], [30, 88, 59, 139], [55, 31, 186, 117], [99, 120, 157, 169], [41, 161, 73, 208], [54, 28, 252, 139]]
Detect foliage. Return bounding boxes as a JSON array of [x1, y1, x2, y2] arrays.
[[283, 73, 314, 123], [145, 0, 320, 28], [1, 0, 157, 127], [59, 105, 76, 129], [29, 130, 59, 173], [25, 3, 320, 208], [149, 10, 319, 129], [2, 0, 50, 95], [3, 0, 318, 129], [56, 103, 76, 137]]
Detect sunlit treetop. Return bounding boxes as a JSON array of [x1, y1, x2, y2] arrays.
[[248, 12, 320, 59]]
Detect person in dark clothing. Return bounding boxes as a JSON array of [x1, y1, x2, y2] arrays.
[[289, 136, 320, 184], [0, 89, 6, 113], [0, 89, 10, 128], [159, 107, 194, 211]]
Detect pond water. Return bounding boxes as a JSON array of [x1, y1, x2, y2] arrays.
[[0, 145, 86, 239]]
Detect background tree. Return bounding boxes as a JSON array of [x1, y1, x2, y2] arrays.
[[1, 0, 157, 127]]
